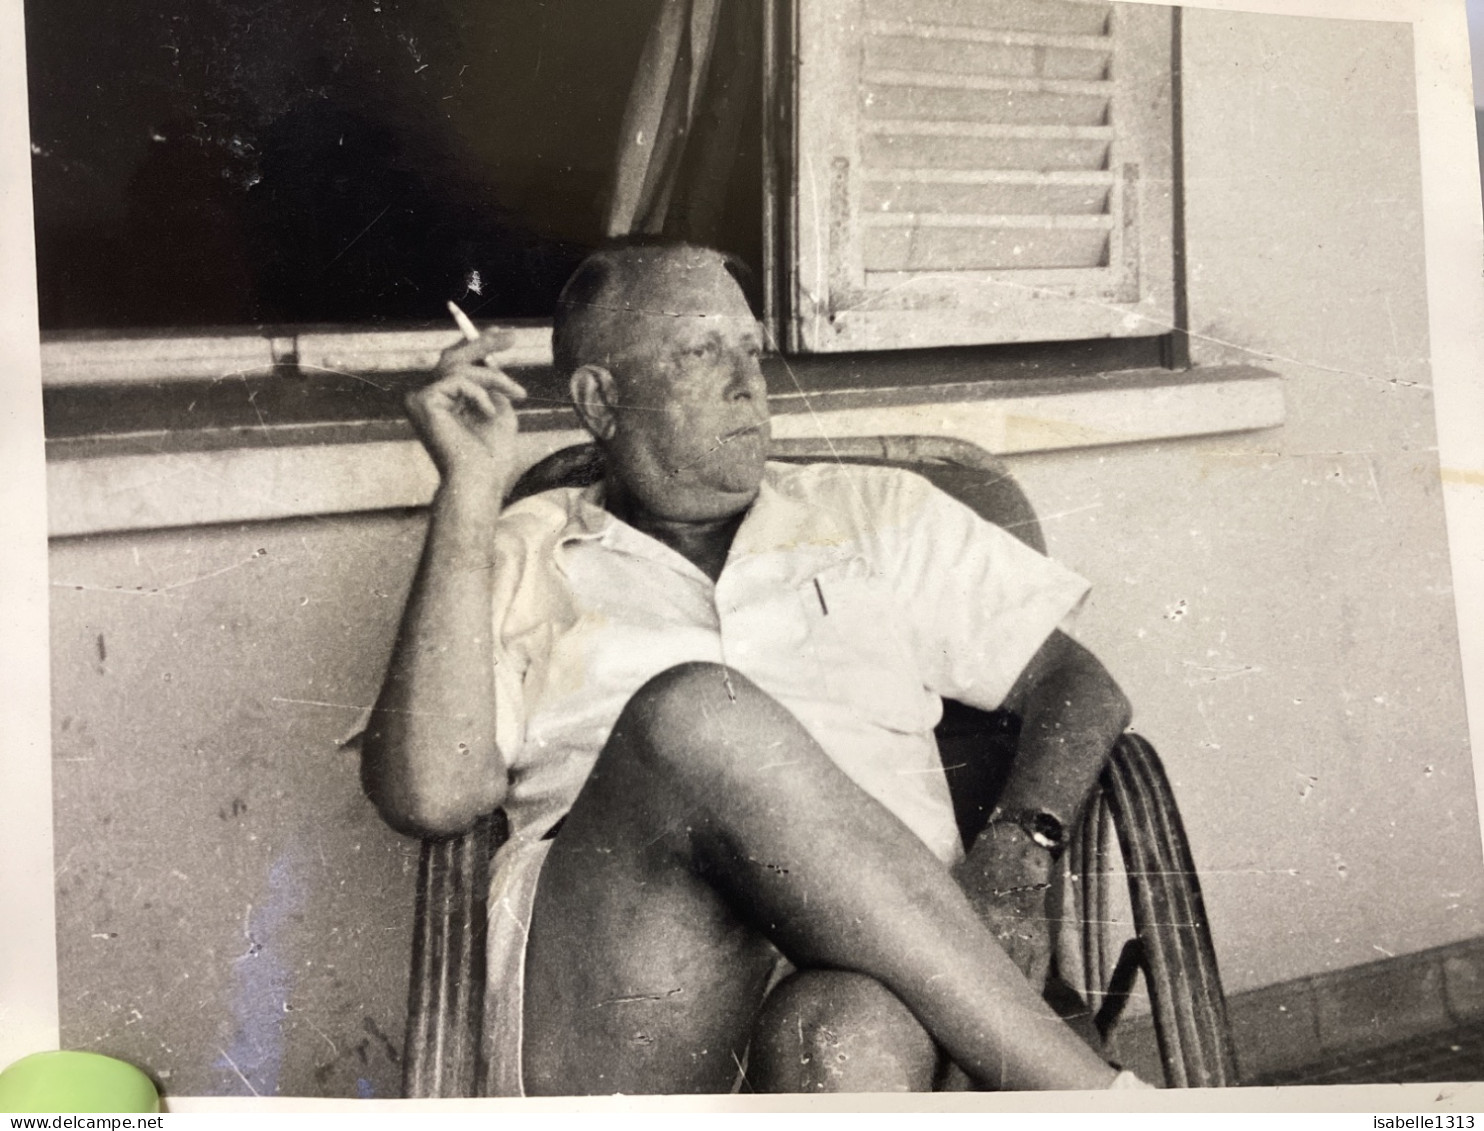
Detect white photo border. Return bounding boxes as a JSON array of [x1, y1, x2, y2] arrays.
[[3, 0, 1482, 1113]]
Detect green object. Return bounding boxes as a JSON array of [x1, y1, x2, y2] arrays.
[[0, 1051, 159, 1113]]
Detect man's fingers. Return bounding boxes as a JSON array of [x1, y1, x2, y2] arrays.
[[435, 329, 528, 402], [437, 375, 504, 421], [467, 366, 528, 402], [409, 374, 506, 426], [440, 327, 516, 367], [423, 366, 527, 404]]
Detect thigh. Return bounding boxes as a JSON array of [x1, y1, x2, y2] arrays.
[[520, 733, 778, 1096], [748, 969, 941, 1093]]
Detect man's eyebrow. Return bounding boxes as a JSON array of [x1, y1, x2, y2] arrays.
[[668, 326, 726, 352], [698, 325, 765, 350]]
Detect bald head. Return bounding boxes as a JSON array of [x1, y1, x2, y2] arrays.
[[552, 243, 755, 382], [554, 242, 770, 524]]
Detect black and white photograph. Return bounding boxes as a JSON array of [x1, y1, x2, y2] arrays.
[[3, 0, 1484, 1110]]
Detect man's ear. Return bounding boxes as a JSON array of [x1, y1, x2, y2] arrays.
[[569, 364, 620, 442]]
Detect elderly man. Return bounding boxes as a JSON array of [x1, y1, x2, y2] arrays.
[[362, 243, 1144, 1095]]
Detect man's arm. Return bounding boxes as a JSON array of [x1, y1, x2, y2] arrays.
[[951, 629, 1131, 984], [360, 330, 526, 838], [989, 628, 1130, 830]]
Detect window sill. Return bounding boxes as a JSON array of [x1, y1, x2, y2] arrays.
[[45, 359, 1283, 538], [39, 323, 556, 388]]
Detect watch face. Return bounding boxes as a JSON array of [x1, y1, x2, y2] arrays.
[[1026, 811, 1066, 850]]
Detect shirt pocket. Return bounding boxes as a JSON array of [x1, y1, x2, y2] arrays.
[[801, 569, 930, 735]]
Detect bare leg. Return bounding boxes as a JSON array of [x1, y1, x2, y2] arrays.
[[749, 970, 939, 1092], [522, 663, 1117, 1095]]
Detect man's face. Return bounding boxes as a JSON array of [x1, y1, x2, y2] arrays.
[[600, 259, 771, 522]]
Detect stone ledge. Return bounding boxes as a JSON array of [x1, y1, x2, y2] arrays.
[[46, 367, 1283, 538]]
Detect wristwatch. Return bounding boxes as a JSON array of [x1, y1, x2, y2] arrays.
[[986, 806, 1068, 853]]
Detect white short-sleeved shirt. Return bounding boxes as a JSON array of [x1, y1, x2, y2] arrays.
[[488, 461, 1089, 865]]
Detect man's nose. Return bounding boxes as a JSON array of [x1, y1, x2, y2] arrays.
[[727, 354, 766, 401]]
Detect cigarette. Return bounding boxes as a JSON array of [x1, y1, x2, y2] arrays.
[[447, 300, 481, 343]]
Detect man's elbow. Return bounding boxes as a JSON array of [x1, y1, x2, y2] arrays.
[[1084, 658, 1132, 738], [1105, 677, 1133, 736], [369, 776, 507, 840], [360, 738, 507, 839], [1060, 639, 1131, 736]]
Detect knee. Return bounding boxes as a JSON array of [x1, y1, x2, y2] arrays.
[[749, 970, 938, 1093], [631, 662, 748, 717], [616, 662, 783, 771]]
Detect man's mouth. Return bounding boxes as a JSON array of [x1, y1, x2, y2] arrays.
[[721, 420, 768, 442], [664, 422, 769, 479]]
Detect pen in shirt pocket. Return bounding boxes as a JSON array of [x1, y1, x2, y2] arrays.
[[813, 577, 829, 616]]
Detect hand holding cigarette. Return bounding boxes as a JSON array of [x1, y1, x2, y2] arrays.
[[403, 302, 529, 493]]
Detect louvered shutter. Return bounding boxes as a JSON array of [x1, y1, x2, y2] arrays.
[[786, 0, 1175, 352]]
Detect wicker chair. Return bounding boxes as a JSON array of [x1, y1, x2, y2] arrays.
[[400, 435, 1238, 1094]]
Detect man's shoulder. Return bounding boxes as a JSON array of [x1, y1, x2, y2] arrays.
[[494, 487, 586, 548], [763, 459, 936, 508], [755, 460, 961, 566], [761, 460, 950, 540]]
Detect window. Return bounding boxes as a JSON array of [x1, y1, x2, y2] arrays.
[[777, 0, 1176, 352], [35, 0, 1281, 538], [31, 0, 1170, 352], [26, 0, 685, 331]]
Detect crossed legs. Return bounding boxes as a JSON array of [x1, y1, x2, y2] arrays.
[[748, 970, 941, 1092], [520, 662, 1113, 1095]]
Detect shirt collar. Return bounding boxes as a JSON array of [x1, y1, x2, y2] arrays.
[[558, 479, 615, 544], [554, 478, 703, 580], [552, 463, 858, 571]]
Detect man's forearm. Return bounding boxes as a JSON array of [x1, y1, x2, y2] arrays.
[[362, 479, 508, 836], [953, 636, 1129, 981], [992, 639, 1130, 832], [960, 635, 1129, 886]]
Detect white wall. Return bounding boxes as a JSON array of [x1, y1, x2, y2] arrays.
[[1012, 9, 1481, 993]]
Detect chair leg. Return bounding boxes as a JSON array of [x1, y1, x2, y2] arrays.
[[402, 814, 500, 1098], [1078, 794, 1113, 1013], [1093, 938, 1145, 1042]]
